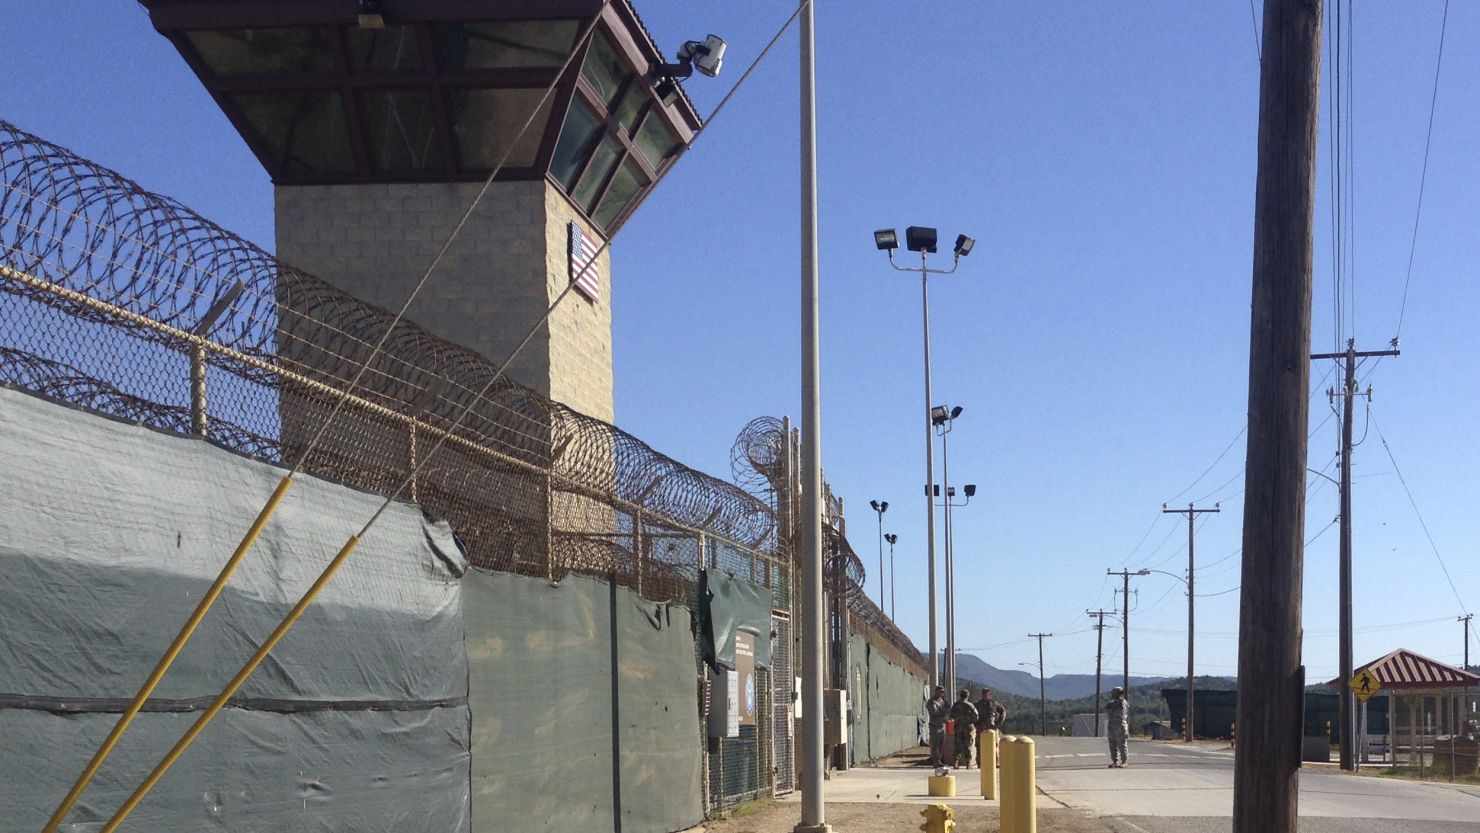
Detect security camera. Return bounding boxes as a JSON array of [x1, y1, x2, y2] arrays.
[[692, 35, 726, 76], [671, 35, 727, 78]]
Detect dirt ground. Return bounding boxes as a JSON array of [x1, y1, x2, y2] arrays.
[[700, 746, 1117, 833], [701, 801, 1115, 833]]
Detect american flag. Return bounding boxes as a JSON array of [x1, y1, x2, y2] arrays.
[[569, 222, 601, 302]]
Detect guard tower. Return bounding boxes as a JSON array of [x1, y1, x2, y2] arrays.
[[138, 0, 703, 421]]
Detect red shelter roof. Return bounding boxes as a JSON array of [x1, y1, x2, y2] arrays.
[[1330, 648, 1480, 691]]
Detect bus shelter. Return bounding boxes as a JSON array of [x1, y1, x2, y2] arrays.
[[1333, 648, 1480, 774]]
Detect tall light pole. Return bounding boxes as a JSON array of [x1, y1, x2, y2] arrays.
[[932, 404, 965, 692], [1161, 502, 1219, 742], [796, 0, 827, 829], [932, 482, 974, 695], [884, 533, 899, 620], [874, 226, 974, 691], [869, 500, 889, 606]]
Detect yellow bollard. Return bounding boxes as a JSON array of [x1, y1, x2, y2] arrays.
[[1000, 736, 1037, 833], [927, 773, 957, 797], [999, 736, 1018, 832], [918, 803, 956, 833], [980, 728, 999, 799]]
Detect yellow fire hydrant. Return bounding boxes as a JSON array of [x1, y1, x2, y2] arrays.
[[919, 803, 956, 833]]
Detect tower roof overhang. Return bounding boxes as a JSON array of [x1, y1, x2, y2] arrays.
[[138, 0, 703, 236]]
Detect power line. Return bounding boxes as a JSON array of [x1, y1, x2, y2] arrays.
[[1248, 0, 1261, 65], [1164, 427, 1246, 504], [1396, 0, 1451, 340], [1369, 408, 1470, 616]]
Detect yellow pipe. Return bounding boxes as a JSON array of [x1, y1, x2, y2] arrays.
[[99, 534, 361, 833], [42, 474, 294, 833]]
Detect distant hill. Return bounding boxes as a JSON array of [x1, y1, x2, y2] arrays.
[[951, 653, 1170, 701]]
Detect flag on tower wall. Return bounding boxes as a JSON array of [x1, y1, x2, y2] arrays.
[[569, 222, 601, 302]]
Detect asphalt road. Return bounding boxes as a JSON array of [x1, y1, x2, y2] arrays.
[[1035, 736, 1480, 832]]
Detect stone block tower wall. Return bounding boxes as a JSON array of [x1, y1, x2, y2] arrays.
[[275, 179, 614, 422]]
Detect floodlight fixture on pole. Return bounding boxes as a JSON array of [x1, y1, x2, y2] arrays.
[[932, 403, 966, 694], [872, 223, 975, 693], [884, 533, 898, 619], [906, 226, 938, 253], [870, 500, 889, 606]]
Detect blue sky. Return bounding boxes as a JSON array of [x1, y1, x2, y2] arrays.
[[5, 2, 1476, 683]]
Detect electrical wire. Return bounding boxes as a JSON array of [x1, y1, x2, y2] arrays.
[[1345, 0, 1357, 341], [1164, 426, 1245, 505], [1369, 408, 1470, 617], [1325, 0, 1344, 355], [1395, 0, 1451, 341], [1248, 0, 1262, 65]]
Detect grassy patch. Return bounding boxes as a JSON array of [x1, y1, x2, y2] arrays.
[[713, 798, 776, 821]]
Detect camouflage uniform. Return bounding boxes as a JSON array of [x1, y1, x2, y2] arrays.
[[1106, 695, 1130, 766], [948, 697, 980, 768], [926, 693, 949, 765], [974, 694, 1006, 764]]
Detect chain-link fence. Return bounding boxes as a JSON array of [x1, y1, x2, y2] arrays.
[[0, 119, 780, 605]]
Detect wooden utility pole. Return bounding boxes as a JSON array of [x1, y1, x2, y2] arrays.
[[1108, 568, 1148, 695], [1029, 633, 1053, 735], [1235, 1, 1323, 831], [1089, 610, 1112, 737], [1163, 503, 1220, 742], [1461, 614, 1473, 669], [1310, 339, 1398, 770]]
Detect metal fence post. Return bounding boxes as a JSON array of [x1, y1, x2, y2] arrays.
[[188, 344, 208, 437], [632, 509, 643, 596], [407, 421, 419, 504]]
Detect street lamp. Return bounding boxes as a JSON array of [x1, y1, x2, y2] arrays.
[[1018, 659, 1049, 736], [932, 484, 974, 694], [883, 533, 898, 620], [1141, 566, 1197, 743], [874, 224, 974, 691], [869, 500, 889, 607]]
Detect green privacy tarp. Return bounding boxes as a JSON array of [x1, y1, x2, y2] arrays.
[[0, 386, 469, 832], [702, 570, 772, 670], [465, 571, 704, 833]]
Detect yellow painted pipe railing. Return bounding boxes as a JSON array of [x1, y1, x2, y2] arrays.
[[97, 534, 361, 832], [42, 474, 294, 833]]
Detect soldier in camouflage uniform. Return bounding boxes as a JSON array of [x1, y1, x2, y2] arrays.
[[1106, 686, 1130, 767], [948, 689, 980, 768], [974, 688, 1006, 765], [925, 685, 949, 766]]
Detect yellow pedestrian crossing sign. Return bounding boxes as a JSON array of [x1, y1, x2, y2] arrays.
[[1349, 669, 1382, 702]]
